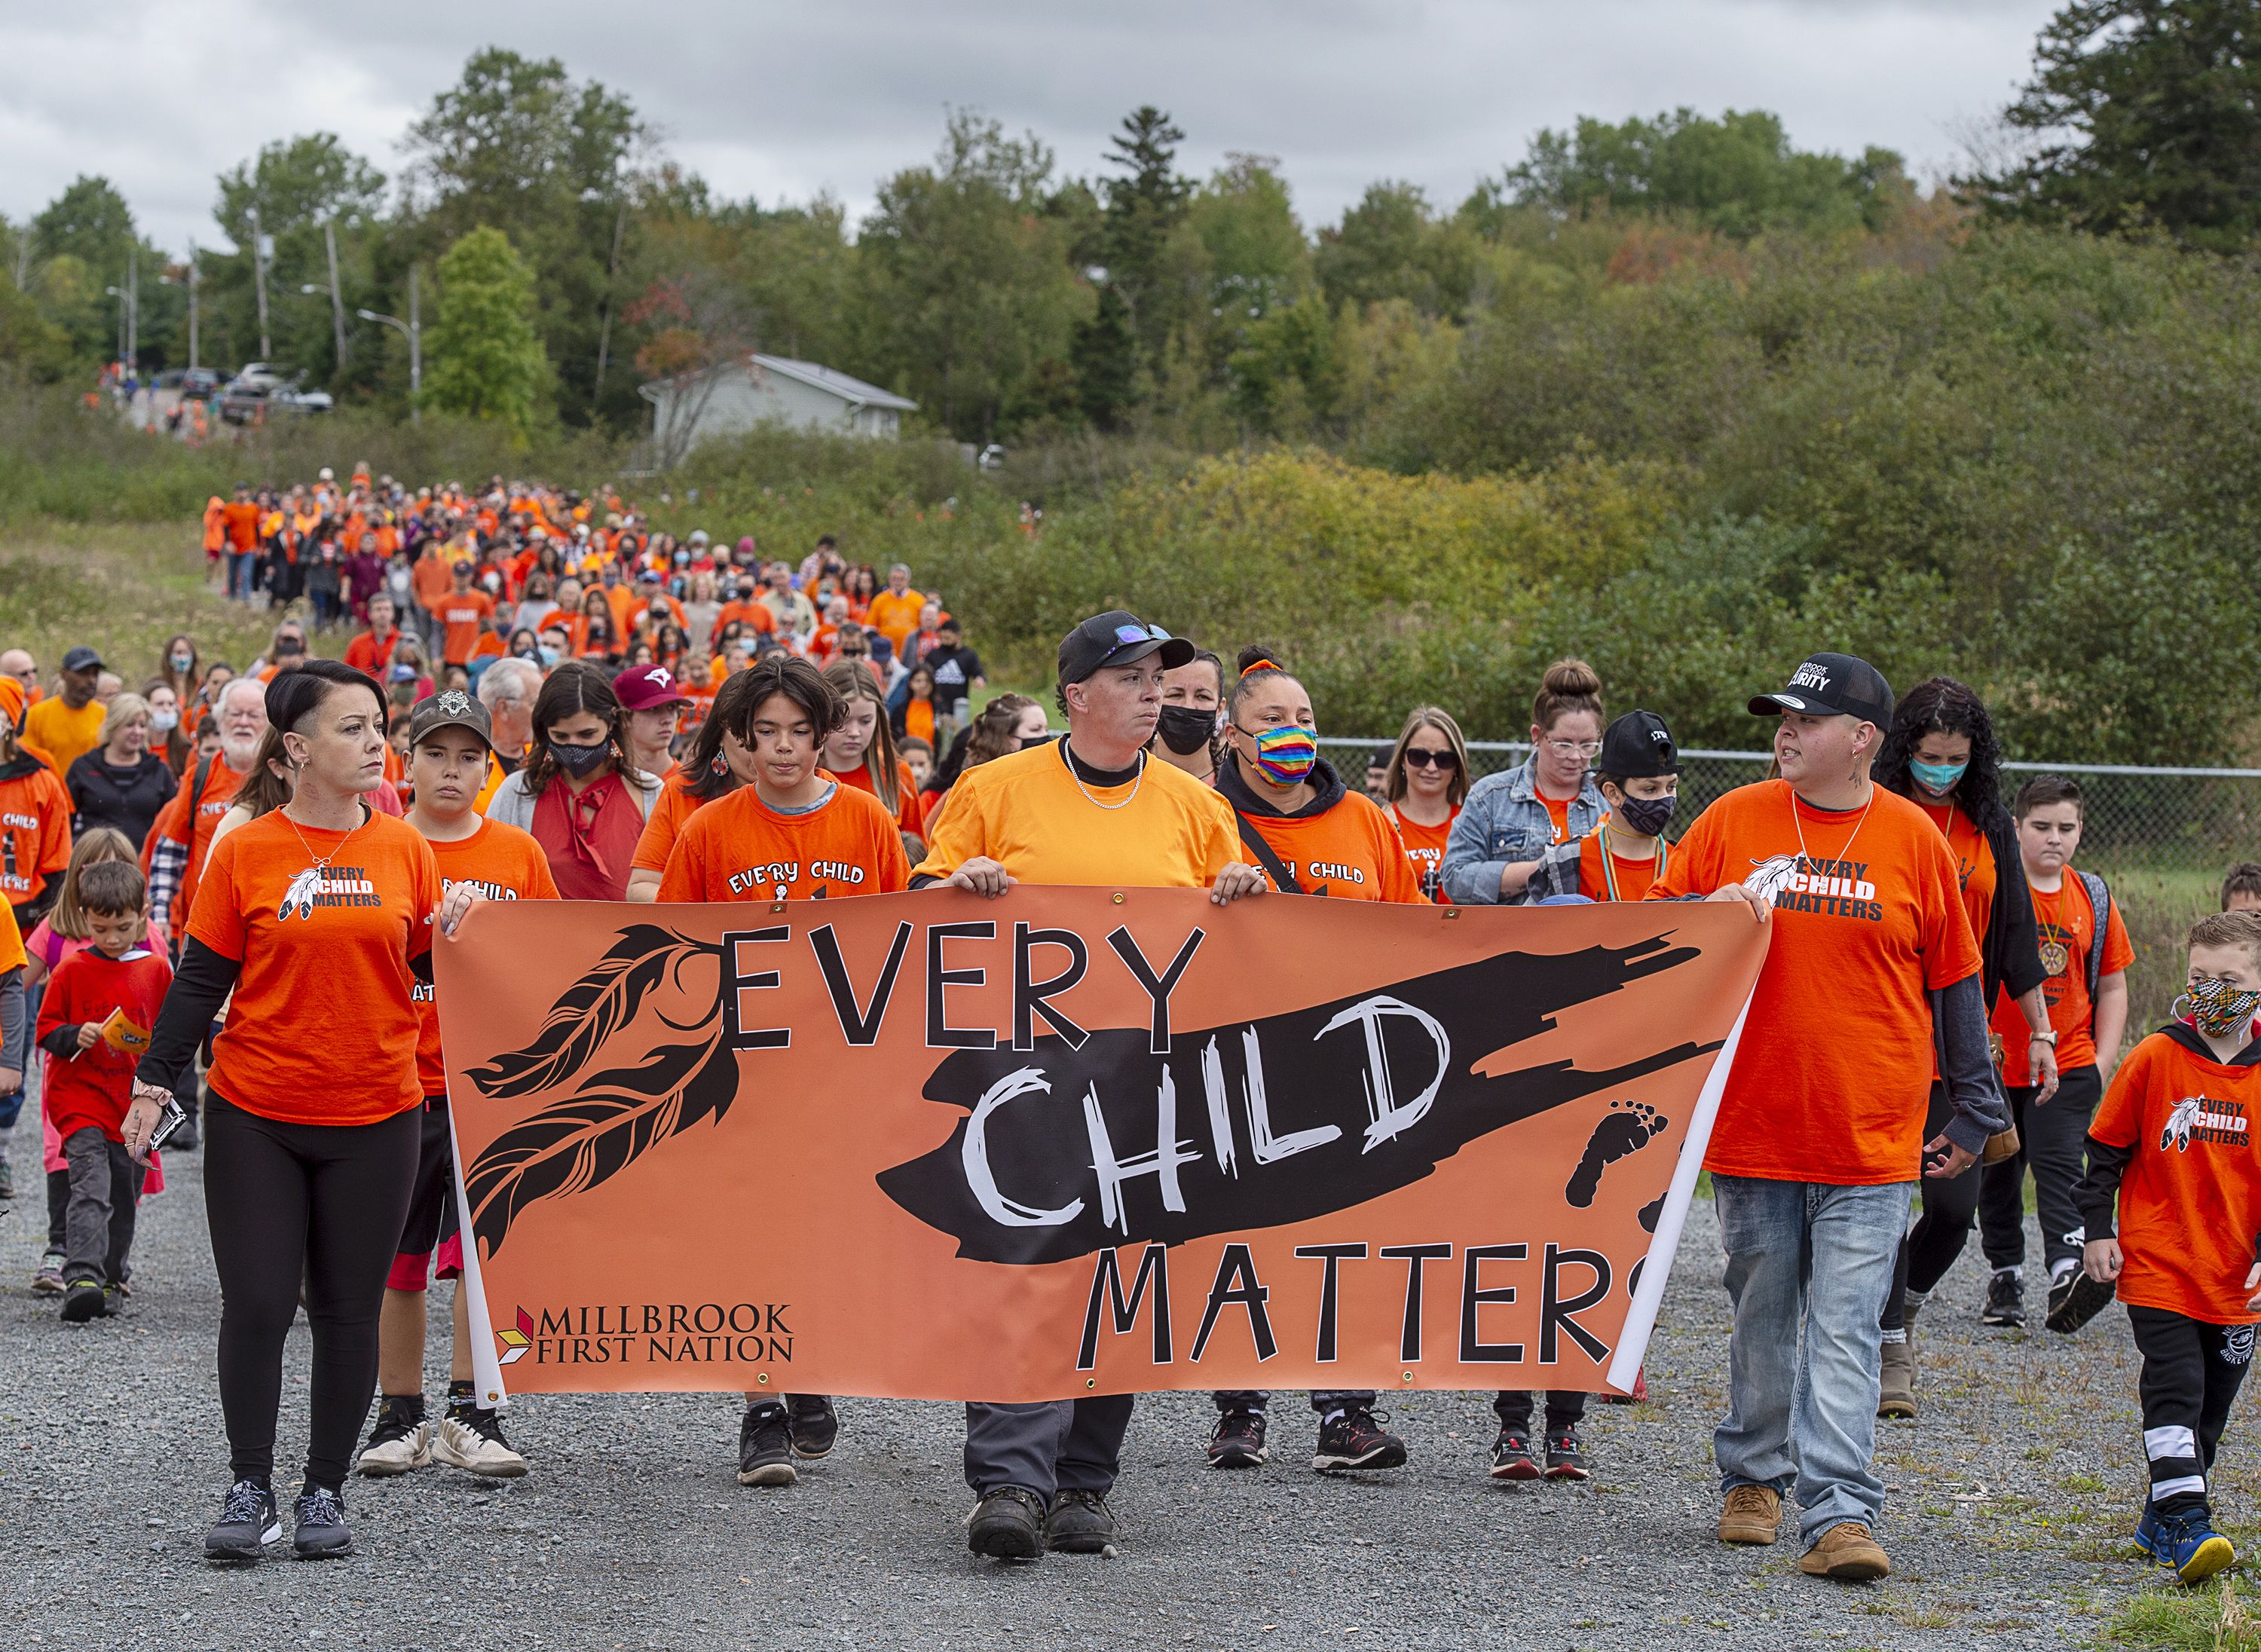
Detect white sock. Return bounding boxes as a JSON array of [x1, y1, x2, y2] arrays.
[[1992, 1265, 2023, 1282], [2051, 1258, 2079, 1285]]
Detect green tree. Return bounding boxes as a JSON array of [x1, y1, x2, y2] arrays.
[[1503, 109, 1911, 237], [855, 110, 1088, 439], [1069, 107, 1193, 427], [1314, 182, 1479, 320], [1961, 0, 2261, 250], [424, 227, 550, 436], [403, 48, 643, 427], [205, 134, 389, 387]]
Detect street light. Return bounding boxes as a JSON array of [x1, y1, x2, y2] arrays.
[[357, 264, 422, 421]]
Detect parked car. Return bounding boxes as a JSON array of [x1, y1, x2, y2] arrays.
[[218, 369, 330, 424], [179, 368, 222, 402]]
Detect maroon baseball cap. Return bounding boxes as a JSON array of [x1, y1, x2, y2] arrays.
[[613, 663, 691, 711]]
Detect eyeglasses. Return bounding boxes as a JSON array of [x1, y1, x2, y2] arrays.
[[1402, 748, 1459, 770], [1545, 739, 1602, 758]]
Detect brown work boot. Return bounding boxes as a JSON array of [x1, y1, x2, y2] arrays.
[[1797, 1521, 1890, 1580], [1877, 1334, 1917, 1419], [1718, 1483, 1782, 1545]]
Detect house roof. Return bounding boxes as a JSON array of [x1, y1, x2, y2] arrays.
[[640, 352, 916, 412]]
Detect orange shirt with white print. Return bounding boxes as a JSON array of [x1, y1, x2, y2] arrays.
[[187, 809, 442, 1126], [1990, 871, 2134, 1084], [1240, 791, 1426, 903], [2089, 1029, 2261, 1325], [656, 782, 908, 903], [1384, 804, 1458, 904], [414, 818, 558, 1094], [0, 760, 72, 909], [1648, 779, 1982, 1185]]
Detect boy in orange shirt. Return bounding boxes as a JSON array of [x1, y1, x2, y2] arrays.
[[2073, 909, 2261, 1584], [1522, 710, 1679, 903]]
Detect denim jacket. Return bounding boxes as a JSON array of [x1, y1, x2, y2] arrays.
[[1440, 755, 1607, 906]]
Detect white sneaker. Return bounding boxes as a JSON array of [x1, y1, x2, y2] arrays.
[[433, 1409, 528, 1478], [356, 1408, 433, 1476]]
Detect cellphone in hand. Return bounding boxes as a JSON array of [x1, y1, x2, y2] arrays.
[[146, 1095, 188, 1155]]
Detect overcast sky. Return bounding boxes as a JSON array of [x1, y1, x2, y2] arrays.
[[4, 0, 2063, 256]]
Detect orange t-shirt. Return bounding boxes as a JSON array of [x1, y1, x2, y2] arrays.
[[632, 771, 714, 873], [825, 759, 925, 837], [0, 762, 73, 909], [902, 698, 935, 748], [1385, 803, 1458, 904], [1990, 870, 2134, 1084], [1648, 779, 1982, 1184], [1577, 828, 1665, 903], [188, 809, 442, 1125], [413, 818, 558, 1094], [439, 589, 496, 665], [151, 755, 246, 941], [1540, 791, 1573, 845], [2089, 1030, 2261, 1324], [1917, 799, 1996, 948], [715, 600, 776, 638], [222, 500, 261, 552], [412, 550, 456, 612], [656, 783, 910, 902], [1238, 792, 1427, 903], [865, 589, 926, 647]]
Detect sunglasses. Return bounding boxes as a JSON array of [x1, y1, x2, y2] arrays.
[[1110, 622, 1172, 646], [1402, 748, 1459, 770]]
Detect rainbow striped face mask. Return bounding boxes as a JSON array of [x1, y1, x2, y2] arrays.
[[1239, 722, 1317, 785]]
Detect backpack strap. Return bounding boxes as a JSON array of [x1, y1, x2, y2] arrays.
[[188, 754, 214, 821], [1235, 815, 1304, 895], [2078, 870, 2113, 1027]]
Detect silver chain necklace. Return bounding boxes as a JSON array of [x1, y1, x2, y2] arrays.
[[1063, 739, 1146, 810]]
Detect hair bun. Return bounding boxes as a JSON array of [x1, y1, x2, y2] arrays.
[[1237, 645, 1287, 678], [1541, 658, 1602, 699]]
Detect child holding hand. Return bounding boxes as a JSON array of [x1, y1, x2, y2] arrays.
[[2073, 909, 2261, 1584], [34, 859, 171, 1323]]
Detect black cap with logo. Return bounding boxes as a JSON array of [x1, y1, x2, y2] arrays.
[[1599, 709, 1681, 779], [1748, 653, 1894, 726], [406, 688, 494, 754], [1056, 610, 1195, 687]]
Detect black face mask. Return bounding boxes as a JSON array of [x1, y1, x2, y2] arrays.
[[1155, 704, 1217, 757], [1614, 791, 1678, 837], [549, 738, 610, 778]]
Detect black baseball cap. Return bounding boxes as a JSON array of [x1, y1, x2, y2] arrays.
[[1748, 653, 1894, 726], [61, 646, 103, 674], [1600, 709, 1680, 779], [1056, 610, 1194, 687], [406, 687, 494, 753]]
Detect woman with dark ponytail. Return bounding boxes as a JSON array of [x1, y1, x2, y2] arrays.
[[124, 658, 479, 1563], [1871, 676, 2052, 1418]]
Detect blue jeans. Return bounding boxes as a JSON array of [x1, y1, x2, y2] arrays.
[[1712, 1174, 1914, 1544], [228, 549, 257, 600]]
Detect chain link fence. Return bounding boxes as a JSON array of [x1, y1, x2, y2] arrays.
[[1318, 739, 2261, 879]]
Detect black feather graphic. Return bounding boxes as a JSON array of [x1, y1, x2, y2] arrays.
[[466, 1035, 739, 1257], [466, 925, 718, 1099]]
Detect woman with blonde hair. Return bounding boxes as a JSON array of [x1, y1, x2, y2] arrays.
[[1380, 705, 1469, 904], [818, 659, 923, 837], [66, 693, 178, 851]]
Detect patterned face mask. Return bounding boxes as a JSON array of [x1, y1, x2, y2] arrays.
[[1238, 722, 1317, 786], [2178, 974, 2261, 1039]]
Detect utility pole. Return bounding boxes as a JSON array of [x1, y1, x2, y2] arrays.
[[594, 194, 628, 399], [249, 206, 271, 360], [127, 243, 138, 369], [186, 246, 199, 371], [323, 219, 347, 372]]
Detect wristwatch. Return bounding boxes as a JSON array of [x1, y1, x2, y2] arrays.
[[2029, 1029, 2059, 1045]]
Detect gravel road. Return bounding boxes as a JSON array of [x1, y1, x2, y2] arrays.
[[0, 1115, 2214, 1652]]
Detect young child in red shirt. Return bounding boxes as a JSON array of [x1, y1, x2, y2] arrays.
[[34, 859, 171, 1323], [2074, 908, 2261, 1584]]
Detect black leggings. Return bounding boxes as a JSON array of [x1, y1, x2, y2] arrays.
[[1880, 1082, 1981, 1331], [204, 1091, 421, 1489]]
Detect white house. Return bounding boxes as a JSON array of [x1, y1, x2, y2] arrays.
[[638, 353, 918, 464]]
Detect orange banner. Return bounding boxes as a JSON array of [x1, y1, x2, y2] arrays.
[[436, 891, 1766, 1405]]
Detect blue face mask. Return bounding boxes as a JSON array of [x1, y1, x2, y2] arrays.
[[1909, 758, 1967, 794]]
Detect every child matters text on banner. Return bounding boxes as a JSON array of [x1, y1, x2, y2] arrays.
[[435, 890, 1767, 1407]]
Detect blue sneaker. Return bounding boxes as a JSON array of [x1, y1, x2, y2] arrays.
[[2137, 1504, 2235, 1584]]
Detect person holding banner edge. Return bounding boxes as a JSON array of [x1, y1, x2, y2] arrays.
[[1648, 651, 2004, 1583], [913, 609, 1262, 1561]]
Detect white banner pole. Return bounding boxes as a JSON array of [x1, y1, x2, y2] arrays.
[[447, 1100, 509, 1412]]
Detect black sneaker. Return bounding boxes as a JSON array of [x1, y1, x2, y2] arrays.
[[787, 1395, 839, 1460], [204, 1478, 280, 1564], [1544, 1430, 1591, 1481], [737, 1404, 796, 1486], [1489, 1428, 1541, 1481], [1981, 1270, 2024, 1327], [1045, 1488, 1117, 1553], [291, 1485, 353, 1559], [59, 1279, 106, 1323], [966, 1486, 1046, 1559], [1313, 1406, 1407, 1472], [0, 1152, 14, 1201], [1207, 1408, 1269, 1469], [2047, 1270, 2116, 1335]]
